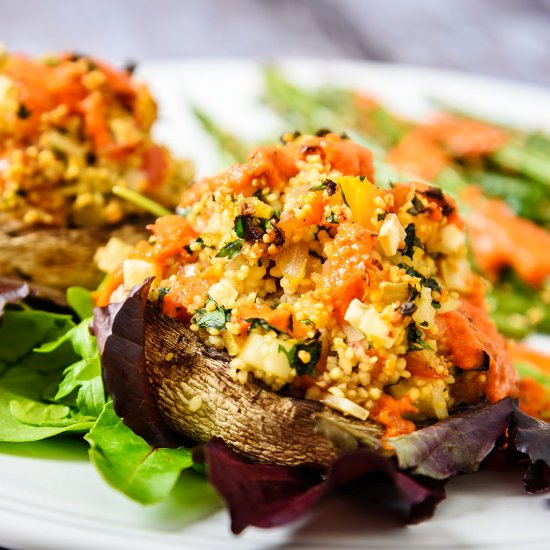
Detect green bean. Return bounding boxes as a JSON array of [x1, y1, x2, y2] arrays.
[[489, 142, 550, 187], [467, 170, 550, 225], [192, 107, 250, 164], [515, 362, 550, 391]]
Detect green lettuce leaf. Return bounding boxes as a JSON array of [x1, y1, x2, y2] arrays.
[[66, 286, 95, 320], [0, 366, 93, 441], [0, 310, 74, 368], [0, 292, 104, 441], [85, 401, 193, 504]]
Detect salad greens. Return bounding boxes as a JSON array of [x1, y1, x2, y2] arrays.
[[0, 283, 199, 505], [86, 402, 193, 504]]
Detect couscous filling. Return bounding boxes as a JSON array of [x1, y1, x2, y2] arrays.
[[99, 132, 517, 437], [0, 48, 192, 231]]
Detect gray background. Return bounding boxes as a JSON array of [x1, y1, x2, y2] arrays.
[[1, 0, 549, 87]]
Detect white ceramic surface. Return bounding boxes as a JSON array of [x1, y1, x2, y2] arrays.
[[1, 59, 549, 550]]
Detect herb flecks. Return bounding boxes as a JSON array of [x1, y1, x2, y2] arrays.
[[401, 223, 424, 259], [326, 211, 339, 224], [17, 103, 31, 119], [192, 300, 231, 330], [407, 321, 433, 352], [278, 338, 321, 376], [246, 318, 284, 335], [216, 239, 243, 259], [407, 195, 427, 216]]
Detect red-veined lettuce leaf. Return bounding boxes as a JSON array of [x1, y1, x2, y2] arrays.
[[91, 279, 182, 448], [510, 408, 550, 493], [388, 398, 514, 479], [205, 438, 446, 534]]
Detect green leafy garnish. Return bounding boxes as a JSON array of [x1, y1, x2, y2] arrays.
[[234, 215, 271, 242], [310, 182, 328, 191], [193, 301, 231, 330], [66, 286, 94, 320], [216, 239, 244, 259], [278, 338, 321, 376], [407, 322, 433, 352], [112, 185, 171, 218]]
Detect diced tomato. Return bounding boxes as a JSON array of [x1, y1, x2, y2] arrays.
[[141, 144, 168, 190], [388, 131, 451, 182], [406, 352, 447, 380], [93, 265, 123, 307], [129, 215, 196, 265], [424, 115, 509, 158], [319, 222, 375, 321], [79, 91, 112, 151], [436, 295, 518, 403], [233, 302, 311, 339], [371, 394, 417, 438], [161, 276, 214, 320], [277, 189, 326, 236]]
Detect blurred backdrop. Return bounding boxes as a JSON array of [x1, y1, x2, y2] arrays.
[[0, 0, 549, 87]]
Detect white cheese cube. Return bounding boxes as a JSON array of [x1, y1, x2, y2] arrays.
[[378, 213, 406, 257], [345, 299, 397, 348], [429, 224, 466, 255], [441, 257, 471, 293], [239, 333, 292, 379], [208, 279, 239, 308], [122, 259, 157, 290]]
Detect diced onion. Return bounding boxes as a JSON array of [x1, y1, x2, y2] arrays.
[[322, 394, 370, 420], [277, 241, 309, 286], [342, 323, 364, 342]]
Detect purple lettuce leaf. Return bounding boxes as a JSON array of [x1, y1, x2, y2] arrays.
[[0, 277, 29, 318], [387, 398, 514, 479], [205, 438, 446, 534], [510, 408, 550, 493], [91, 279, 182, 448]]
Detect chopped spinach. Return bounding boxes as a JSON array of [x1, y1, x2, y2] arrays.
[[399, 264, 440, 295], [157, 287, 170, 306], [234, 215, 280, 244], [310, 182, 328, 192]]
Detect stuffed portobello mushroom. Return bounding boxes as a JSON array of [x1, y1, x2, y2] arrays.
[[95, 132, 518, 468], [0, 48, 193, 291]]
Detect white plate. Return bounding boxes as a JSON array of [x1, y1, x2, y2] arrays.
[[1, 59, 550, 550]]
